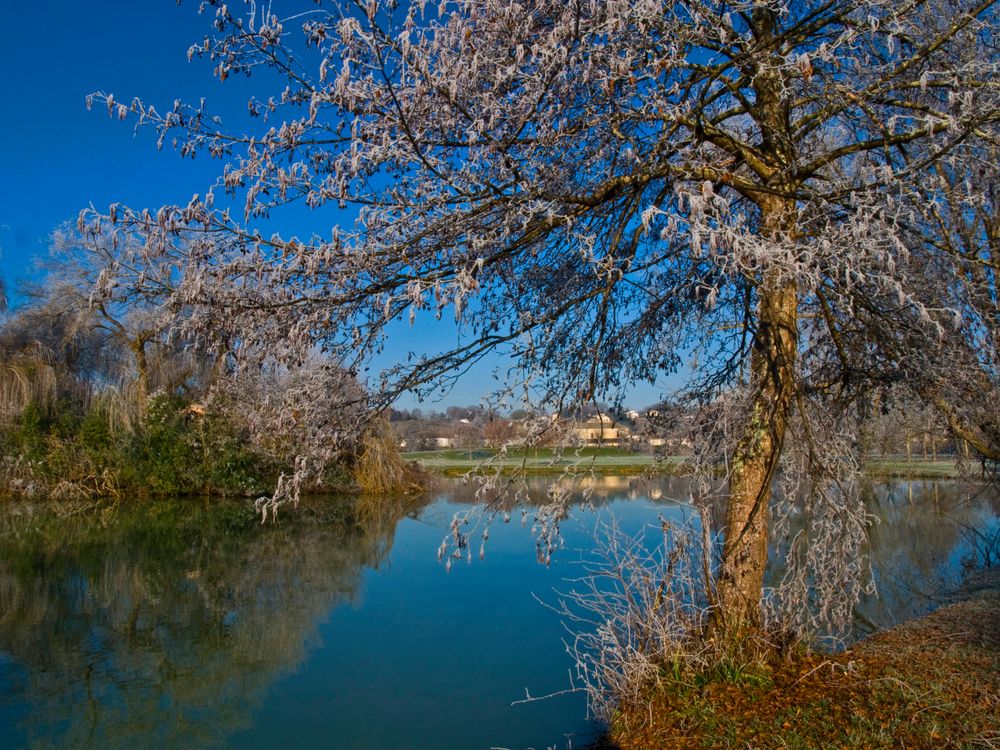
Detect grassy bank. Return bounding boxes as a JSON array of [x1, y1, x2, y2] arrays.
[[403, 448, 684, 477], [0, 395, 306, 501], [606, 569, 1000, 749], [0, 393, 371, 502], [406, 449, 966, 480], [863, 457, 965, 479]]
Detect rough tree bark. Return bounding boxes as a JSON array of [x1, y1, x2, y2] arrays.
[[714, 199, 799, 632]]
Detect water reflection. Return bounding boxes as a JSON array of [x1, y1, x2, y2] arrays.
[[857, 480, 1000, 633], [0, 479, 996, 749], [0, 498, 405, 749], [435, 473, 698, 508]]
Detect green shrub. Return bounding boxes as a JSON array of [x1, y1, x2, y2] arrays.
[[5, 403, 48, 464], [117, 393, 199, 495], [197, 415, 274, 496], [0, 390, 356, 500]]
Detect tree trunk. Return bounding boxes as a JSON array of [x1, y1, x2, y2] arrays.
[[932, 395, 1000, 462], [130, 338, 149, 410], [710, 8, 799, 635], [713, 200, 798, 633]]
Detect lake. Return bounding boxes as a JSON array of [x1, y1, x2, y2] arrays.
[[0, 477, 996, 749]]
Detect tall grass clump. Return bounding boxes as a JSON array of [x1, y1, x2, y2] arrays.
[[352, 419, 425, 496], [552, 517, 717, 725], [0, 347, 58, 427]]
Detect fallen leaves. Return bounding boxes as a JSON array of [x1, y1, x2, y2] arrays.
[[612, 579, 1000, 749]]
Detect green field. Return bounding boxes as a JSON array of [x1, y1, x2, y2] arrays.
[[404, 449, 966, 479], [401, 447, 685, 475], [863, 457, 963, 479]]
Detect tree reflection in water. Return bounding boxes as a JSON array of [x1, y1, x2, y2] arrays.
[[858, 480, 1000, 634], [437, 476, 998, 640], [0, 495, 415, 749]]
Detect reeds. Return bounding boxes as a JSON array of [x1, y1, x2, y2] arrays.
[[87, 382, 142, 436], [352, 419, 426, 496], [550, 517, 716, 724], [0, 347, 58, 426]]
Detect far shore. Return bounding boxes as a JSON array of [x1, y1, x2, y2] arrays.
[[404, 448, 975, 480]]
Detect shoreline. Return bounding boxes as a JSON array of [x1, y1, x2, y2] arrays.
[[0, 458, 979, 503], [606, 568, 1000, 749]]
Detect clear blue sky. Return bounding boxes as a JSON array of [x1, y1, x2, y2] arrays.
[[0, 1, 670, 409], [0, 2, 225, 279]]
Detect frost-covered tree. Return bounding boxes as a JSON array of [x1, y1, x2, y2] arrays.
[[37, 229, 181, 408], [900, 145, 1000, 463], [84, 0, 1000, 631]]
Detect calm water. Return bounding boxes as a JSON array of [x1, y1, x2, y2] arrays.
[[0, 477, 996, 749]]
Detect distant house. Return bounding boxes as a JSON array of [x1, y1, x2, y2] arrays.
[[433, 436, 454, 448], [573, 414, 630, 446], [630, 434, 692, 451]]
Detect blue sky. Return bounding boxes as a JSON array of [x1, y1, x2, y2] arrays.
[[0, 2, 223, 278], [0, 1, 670, 409]]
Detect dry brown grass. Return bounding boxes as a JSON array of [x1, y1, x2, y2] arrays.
[[610, 569, 1000, 749], [352, 419, 426, 496], [0, 348, 58, 425]]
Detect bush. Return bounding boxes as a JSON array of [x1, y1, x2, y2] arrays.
[[0, 389, 361, 501], [197, 414, 275, 496], [117, 393, 198, 495], [4, 403, 48, 465]]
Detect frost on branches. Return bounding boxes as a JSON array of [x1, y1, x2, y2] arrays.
[[81, 0, 1000, 633]]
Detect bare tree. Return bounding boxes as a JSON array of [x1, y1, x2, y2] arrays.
[[481, 415, 519, 448], [19, 228, 184, 410], [83, 0, 1000, 632], [904, 147, 1000, 463]]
